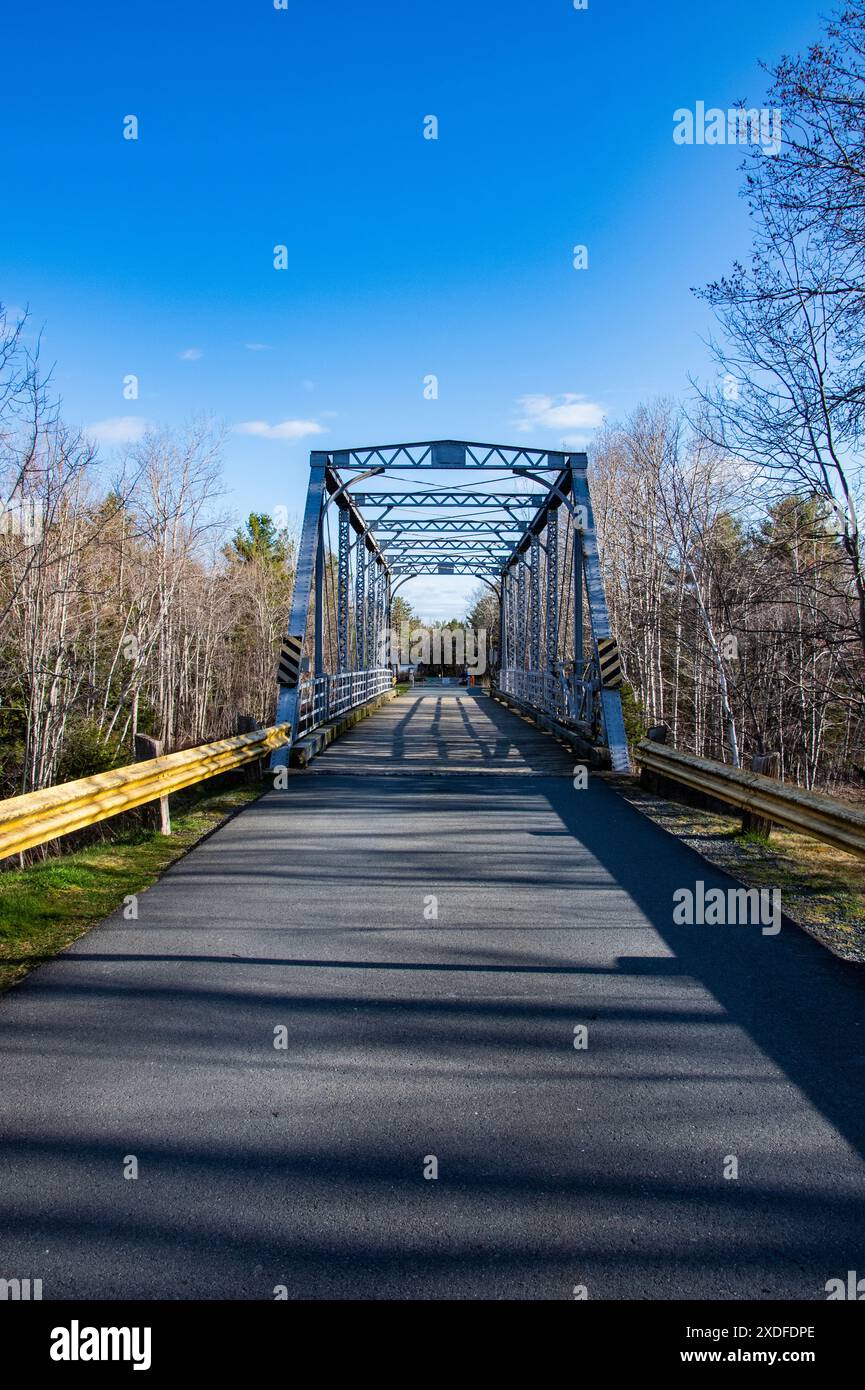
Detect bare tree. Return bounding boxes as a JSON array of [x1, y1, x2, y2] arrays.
[[695, 3, 865, 655]]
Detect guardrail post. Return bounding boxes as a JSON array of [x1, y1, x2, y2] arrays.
[[640, 726, 669, 794], [742, 753, 780, 839], [134, 734, 171, 835], [236, 715, 263, 782]]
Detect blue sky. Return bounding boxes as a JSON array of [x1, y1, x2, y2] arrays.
[[2, 0, 824, 617]]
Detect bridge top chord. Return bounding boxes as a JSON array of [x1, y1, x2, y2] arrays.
[[321, 440, 589, 471]]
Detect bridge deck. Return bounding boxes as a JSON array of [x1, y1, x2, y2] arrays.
[[1, 690, 864, 1299]]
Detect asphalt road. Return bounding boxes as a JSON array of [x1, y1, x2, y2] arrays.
[[1, 689, 864, 1300]]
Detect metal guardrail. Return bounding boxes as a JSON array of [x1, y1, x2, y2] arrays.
[[0, 724, 290, 860], [635, 741, 865, 860]]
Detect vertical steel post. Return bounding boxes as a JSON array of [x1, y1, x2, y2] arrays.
[[573, 514, 584, 674], [517, 561, 527, 668], [383, 572, 392, 671], [572, 469, 630, 772], [507, 567, 517, 672], [530, 535, 541, 670], [368, 562, 377, 668], [499, 572, 509, 669], [314, 504, 325, 677], [337, 506, 350, 672], [355, 537, 366, 669], [546, 508, 559, 672], [366, 555, 377, 670]]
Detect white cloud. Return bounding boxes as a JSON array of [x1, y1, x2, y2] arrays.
[[233, 418, 325, 441], [513, 393, 606, 435], [178, 347, 203, 361], [85, 416, 149, 446], [245, 343, 272, 352]]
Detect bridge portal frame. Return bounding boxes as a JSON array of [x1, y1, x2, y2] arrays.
[[273, 441, 629, 770]]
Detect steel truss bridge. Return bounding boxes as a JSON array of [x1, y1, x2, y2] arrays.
[[274, 440, 630, 771]]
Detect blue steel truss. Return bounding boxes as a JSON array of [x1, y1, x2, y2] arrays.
[[354, 492, 547, 508], [272, 442, 630, 770], [331, 441, 570, 470]]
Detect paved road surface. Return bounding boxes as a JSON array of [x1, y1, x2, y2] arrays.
[[1, 690, 864, 1299]]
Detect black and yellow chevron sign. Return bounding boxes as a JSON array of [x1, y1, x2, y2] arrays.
[[597, 637, 623, 689], [277, 635, 304, 688]]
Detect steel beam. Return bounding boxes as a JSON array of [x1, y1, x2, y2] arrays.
[[273, 459, 328, 762], [324, 469, 390, 573], [506, 568, 517, 671], [355, 539, 366, 668], [545, 508, 559, 670], [573, 522, 584, 673], [366, 556, 378, 670], [390, 562, 501, 576], [499, 578, 509, 669], [337, 507, 350, 672], [371, 518, 523, 534], [353, 493, 546, 509], [517, 561, 527, 669], [500, 458, 587, 570], [530, 535, 541, 670], [329, 441, 576, 471], [572, 471, 630, 772], [388, 551, 510, 564], [381, 539, 507, 552], [314, 498, 325, 678]]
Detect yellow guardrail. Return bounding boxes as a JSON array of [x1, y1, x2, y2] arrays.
[[634, 740, 865, 860], [0, 724, 290, 860]]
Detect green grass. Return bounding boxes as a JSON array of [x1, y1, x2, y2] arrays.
[[0, 778, 267, 994], [736, 828, 774, 849]]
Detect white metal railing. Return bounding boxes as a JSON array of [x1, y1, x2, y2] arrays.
[[295, 668, 392, 739], [498, 667, 595, 724]]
